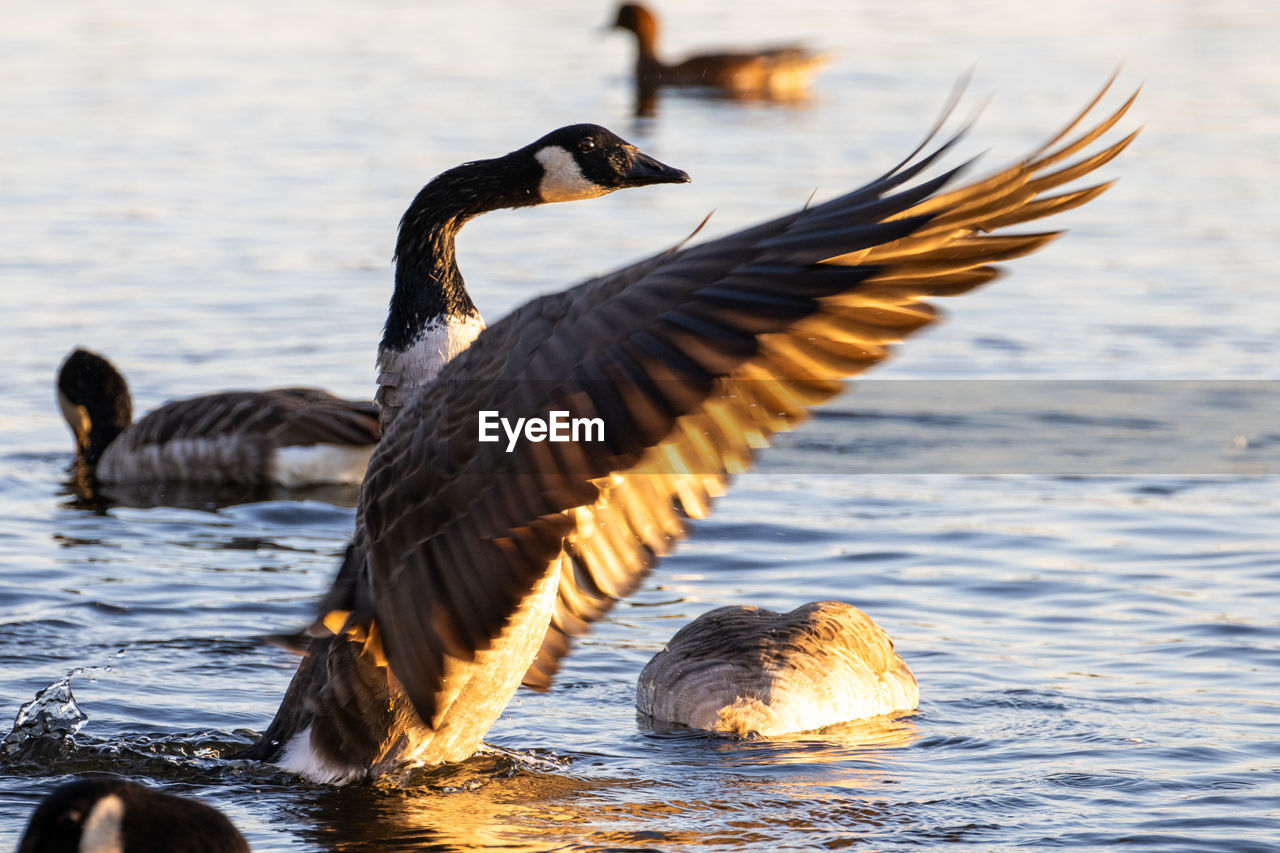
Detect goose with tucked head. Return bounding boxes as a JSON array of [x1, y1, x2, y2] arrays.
[[610, 2, 829, 106], [637, 602, 918, 735], [17, 777, 248, 853], [235, 82, 1137, 783]]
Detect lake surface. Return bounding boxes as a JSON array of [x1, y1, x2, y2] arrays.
[[2, 1, 1278, 850]]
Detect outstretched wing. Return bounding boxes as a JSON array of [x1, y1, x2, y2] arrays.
[[347, 80, 1139, 725]]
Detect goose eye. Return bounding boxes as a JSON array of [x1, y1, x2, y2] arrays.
[[577, 137, 596, 153]]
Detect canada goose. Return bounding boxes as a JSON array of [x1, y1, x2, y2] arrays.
[[236, 81, 1138, 783], [610, 3, 828, 102], [636, 603, 918, 735], [374, 124, 688, 425], [57, 348, 381, 488], [17, 777, 249, 853]]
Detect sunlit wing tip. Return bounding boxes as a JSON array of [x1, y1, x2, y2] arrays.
[[1029, 76, 1137, 168], [1041, 90, 1140, 169], [1034, 73, 1119, 155], [1027, 127, 1140, 197], [979, 183, 1113, 232]]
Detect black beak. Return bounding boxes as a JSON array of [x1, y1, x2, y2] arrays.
[[625, 150, 691, 186]]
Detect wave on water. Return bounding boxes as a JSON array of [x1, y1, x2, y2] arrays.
[[2, 661, 575, 793], [0, 653, 255, 783]]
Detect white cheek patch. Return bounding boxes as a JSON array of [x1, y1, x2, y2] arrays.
[[79, 793, 125, 853], [535, 146, 608, 202]]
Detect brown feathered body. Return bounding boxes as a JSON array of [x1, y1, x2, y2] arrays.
[[96, 388, 379, 486]]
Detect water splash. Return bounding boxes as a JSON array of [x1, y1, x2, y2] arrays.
[[2, 650, 124, 756]]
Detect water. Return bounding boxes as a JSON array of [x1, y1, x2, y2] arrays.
[[2, 0, 1278, 850]]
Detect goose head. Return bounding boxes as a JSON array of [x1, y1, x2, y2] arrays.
[[519, 123, 689, 204], [395, 123, 687, 261], [413, 124, 687, 217], [57, 349, 132, 469]]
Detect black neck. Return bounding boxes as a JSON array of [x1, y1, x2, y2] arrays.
[[382, 155, 539, 352], [80, 389, 131, 466], [82, 419, 122, 467]]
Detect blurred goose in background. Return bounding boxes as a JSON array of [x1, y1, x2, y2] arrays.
[[57, 348, 381, 488], [637, 602, 918, 734], [17, 777, 249, 853], [610, 2, 828, 110], [236, 80, 1137, 782]]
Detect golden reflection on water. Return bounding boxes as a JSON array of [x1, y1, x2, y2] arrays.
[[284, 717, 918, 851], [286, 755, 628, 852], [640, 710, 920, 763]]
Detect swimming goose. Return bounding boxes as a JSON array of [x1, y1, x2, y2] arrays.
[[237, 81, 1138, 783], [610, 3, 828, 102], [636, 602, 917, 735], [57, 348, 381, 488], [18, 777, 249, 853]]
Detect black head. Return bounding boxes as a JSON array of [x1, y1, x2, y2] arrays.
[[17, 777, 249, 853], [518, 123, 689, 203], [57, 348, 132, 466]]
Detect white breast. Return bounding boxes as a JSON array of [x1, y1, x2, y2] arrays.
[[277, 725, 364, 785], [377, 314, 486, 420]]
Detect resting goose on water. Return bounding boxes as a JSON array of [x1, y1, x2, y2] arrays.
[[57, 349, 381, 489], [637, 602, 918, 735], [610, 3, 828, 102], [236, 81, 1138, 781]]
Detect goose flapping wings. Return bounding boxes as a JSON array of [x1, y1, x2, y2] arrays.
[[258, 79, 1138, 780]]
